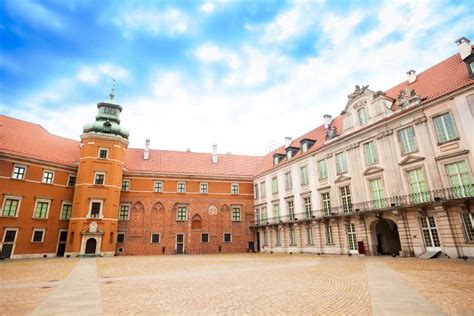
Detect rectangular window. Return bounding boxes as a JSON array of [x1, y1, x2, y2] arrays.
[[255, 208, 260, 225], [154, 181, 163, 192], [60, 203, 72, 220], [94, 173, 105, 185], [232, 206, 241, 221], [177, 182, 186, 193], [445, 161, 473, 198], [200, 182, 208, 194], [201, 233, 209, 243], [263, 230, 268, 245], [261, 207, 267, 223], [306, 226, 314, 245], [90, 201, 102, 218], [461, 213, 474, 242], [42, 170, 54, 184], [340, 186, 352, 213], [301, 142, 308, 153], [363, 141, 378, 165], [273, 204, 280, 221], [321, 192, 331, 216], [433, 112, 457, 144], [12, 165, 26, 180], [260, 181, 266, 198], [335, 152, 347, 174], [284, 172, 292, 191], [300, 166, 309, 186], [67, 175, 76, 187], [346, 223, 357, 251], [2, 198, 20, 217], [303, 196, 312, 219], [420, 216, 441, 248], [275, 228, 281, 245], [407, 168, 430, 203], [272, 177, 278, 194], [121, 180, 130, 191], [289, 227, 296, 245], [224, 233, 232, 243], [34, 200, 50, 219], [31, 229, 45, 243], [254, 184, 259, 199], [119, 205, 129, 220], [318, 159, 327, 180], [287, 201, 295, 221], [151, 233, 160, 243], [325, 224, 333, 244], [99, 148, 108, 159], [117, 233, 125, 243], [369, 178, 387, 208], [358, 107, 368, 125], [231, 183, 239, 195], [398, 126, 418, 155], [177, 206, 187, 221]]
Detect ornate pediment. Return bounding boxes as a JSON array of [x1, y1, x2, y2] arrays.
[[395, 87, 421, 108], [348, 85, 369, 100], [334, 175, 351, 183], [363, 165, 384, 176], [399, 155, 425, 166]]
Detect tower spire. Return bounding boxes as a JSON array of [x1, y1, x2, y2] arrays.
[[109, 78, 116, 100]]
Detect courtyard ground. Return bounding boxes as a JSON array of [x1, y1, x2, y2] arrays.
[[0, 254, 473, 315]]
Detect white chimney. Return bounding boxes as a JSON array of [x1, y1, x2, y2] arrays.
[[284, 137, 292, 148], [455, 37, 472, 60], [407, 70, 417, 84], [212, 144, 218, 164], [144, 138, 150, 160], [323, 114, 332, 128]]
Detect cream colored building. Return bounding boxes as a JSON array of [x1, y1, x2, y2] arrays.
[[253, 38, 474, 258]]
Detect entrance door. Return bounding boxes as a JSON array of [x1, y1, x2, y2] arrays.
[[248, 241, 254, 252], [176, 234, 184, 254], [346, 223, 358, 254], [56, 231, 68, 257], [419, 216, 441, 251], [1, 229, 17, 258], [85, 238, 97, 254], [374, 219, 402, 255]]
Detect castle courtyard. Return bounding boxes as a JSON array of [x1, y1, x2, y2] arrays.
[[1, 254, 473, 315]]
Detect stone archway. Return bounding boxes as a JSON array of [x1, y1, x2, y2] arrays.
[[85, 238, 97, 254], [374, 218, 401, 255]]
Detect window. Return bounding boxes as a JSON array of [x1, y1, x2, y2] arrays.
[[67, 175, 76, 187], [232, 206, 241, 221], [433, 112, 458, 144], [287, 201, 295, 221], [398, 126, 418, 155], [121, 180, 130, 191], [154, 181, 163, 192], [289, 227, 296, 245], [461, 213, 474, 242], [303, 196, 312, 219], [12, 165, 26, 180], [419, 216, 440, 248], [119, 205, 129, 220], [286, 150, 293, 160], [318, 159, 327, 180], [301, 142, 308, 153], [445, 161, 473, 198], [260, 182, 266, 198], [263, 230, 268, 245], [200, 183, 208, 194], [406, 168, 430, 203], [284, 172, 292, 191], [33, 200, 50, 219], [321, 192, 331, 216], [275, 228, 281, 245], [335, 152, 347, 174], [177, 182, 186, 193], [255, 208, 260, 225], [358, 107, 368, 125], [2, 197, 20, 217], [369, 178, 386, 208], [31, 229, 45, 243], [42, 170, 54, 184], [94, 172, 105, 185], [306, 226, 314, 245], [151, 233, 160, 243], [272, 177, 278, 194], [363, 141, 378, 165], [273, 204, 280, 221], [325, 224, 333, 244], [99, 148, 108, 159], [117, 233, 125, 243], [224, 233, 232, 243], [90, 200, 102, 218], [340, 186, 352, 213], [300, 166, 309, 186], [346, 223, 357, 251], [177, 206, 187, 221], [261, 206, 267, 223], [201, 233, 209, 243], [60, 203, 72, 220], [254, 184, 259, 199], [231, 183, 239, 195]]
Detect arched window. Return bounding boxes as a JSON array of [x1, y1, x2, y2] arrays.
[[191, 214, 202, 230]]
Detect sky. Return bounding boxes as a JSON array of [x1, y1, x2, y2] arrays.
[[0, 0, 473, 156]]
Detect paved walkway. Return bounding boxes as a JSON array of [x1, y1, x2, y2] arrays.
[[32, 259, 102, 316], [366, 261, 445, 315]]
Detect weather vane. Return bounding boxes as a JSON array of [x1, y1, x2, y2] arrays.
[[109, 78, 116, 100]]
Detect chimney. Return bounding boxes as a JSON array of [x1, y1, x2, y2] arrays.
[[407, 70, 416, 84], [455, 37, 472, 60], [144, 138, 150, 160], [212, 144, 218, 164], [323, 114, 332, 128], [284, 137, 292, 148]]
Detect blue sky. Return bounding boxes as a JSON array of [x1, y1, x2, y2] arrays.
[[1, 0, 473, 155]]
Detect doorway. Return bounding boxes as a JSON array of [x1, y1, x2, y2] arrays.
[[56, 230, 68, 257], [176, 234, 184, 254], [375, 218, 402, 255], [419, 216, 441, 251], [256, 232, 261, 252], [1, 229, 17, 258], [85, 238, 97, 254]]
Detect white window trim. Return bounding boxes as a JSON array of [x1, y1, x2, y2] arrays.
[[98, 147, 109, 159], [11, 164, 27, 180], [318, 159, 328, 180], [42, 170, 55, 184], [87, 199, 104, 219], [150, 233, 160, 244], [177, 181, 186, 193], [119, 203, 130, 220], [432, 111, 458, 144], [223, 232, 232, 243], [1, 195, 22, 218], [300, 165, 309, 186], [231, 205, 242, 222], [31, 228, 46, 243], [231, 183, 240, 195], [154, 180, 163, 192], [335, 152, 347, 174], [176, 205, 187, 221], [67, 174, 77, 187], [200, 182, 208, 194], [201, 232, 210, 243], [121, 179, 130, 191], [94, 172, 106, 185], [117, 232, 126, 243], [60, 201, 72, 220], [33, 199, 51, 219]]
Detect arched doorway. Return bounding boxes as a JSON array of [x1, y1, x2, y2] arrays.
[[374, 218, 401, 255], [85, 238, 97, 254]]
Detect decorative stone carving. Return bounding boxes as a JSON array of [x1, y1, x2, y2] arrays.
[[325, 125, 338, 140], [348, 85, 369, 100], [208, 205, 218, 215], [395, 87, 421, 108], [325, 153, 333, 158], [413, 116, 427, 125], [376, 129, 393, 139], [89, 221, 97, 233], [346, 142, 360, 151]]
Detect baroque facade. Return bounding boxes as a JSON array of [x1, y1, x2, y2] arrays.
[[0, 38, 473, 259]]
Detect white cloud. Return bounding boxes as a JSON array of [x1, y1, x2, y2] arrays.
[[77, 64, 130, 84], [5, 0, 64, 31], [194, 43, 241, 69], [200, 2, 215, 14]]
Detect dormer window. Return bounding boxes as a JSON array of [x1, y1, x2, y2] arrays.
[[300, 139, 316, 153], [287, 150, 293, 160], [358, 107, 368, 126], [272, 153, 285, 166], [285, 147, 299, 161]]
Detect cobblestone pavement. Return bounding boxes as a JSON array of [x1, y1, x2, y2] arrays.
[[1, 254, 473, 315]]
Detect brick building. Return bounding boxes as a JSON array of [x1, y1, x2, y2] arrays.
[[0, 38, 473, 259]]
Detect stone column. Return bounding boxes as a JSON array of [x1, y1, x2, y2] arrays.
[[394, 210, 414, 257]]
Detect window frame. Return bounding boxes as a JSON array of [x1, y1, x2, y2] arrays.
[[11, 164, 27, 180], [42, 170, 54, 184], [339, 185, 353, 213], [94, 172, 105, 185], [432, 111, 459, 145], [60, 202, 72, 220], [154, 180, 163, 193], [231, 183, 240, 195], [318, 159, 328, 180], [325, 224, 334, 244], [271, 177, 278, 194], [300, 165, 309, 186], [461, 213, 474, 242], [398, 126, 418, 155], [176, 205, 187, 221], [121, 179, 130, 191], [260, 181, 266, 198], [151, 233, 160, 244], [201, 232, 210, 243], [67, 175, 77, 187], [335, 152, 347, 175], [177, 182, 186, 193], [31, 228, 45, 243], [231, 205, 242, 222], [117, 232, 125, 244], [223, 232, 232, 243], [88, 199, 104, 219], [1, 196, 22, 218], [306, 226, 314, 245], [357, 107, 369, 126], [363, 141, 378, 166], [119, 204, 130, 221], [98, 148, 109, 159], [321, 192, 331, 216], [33, 199, 51, 219], [284, 172, 292, 191], [200, 182, 208, 194]]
